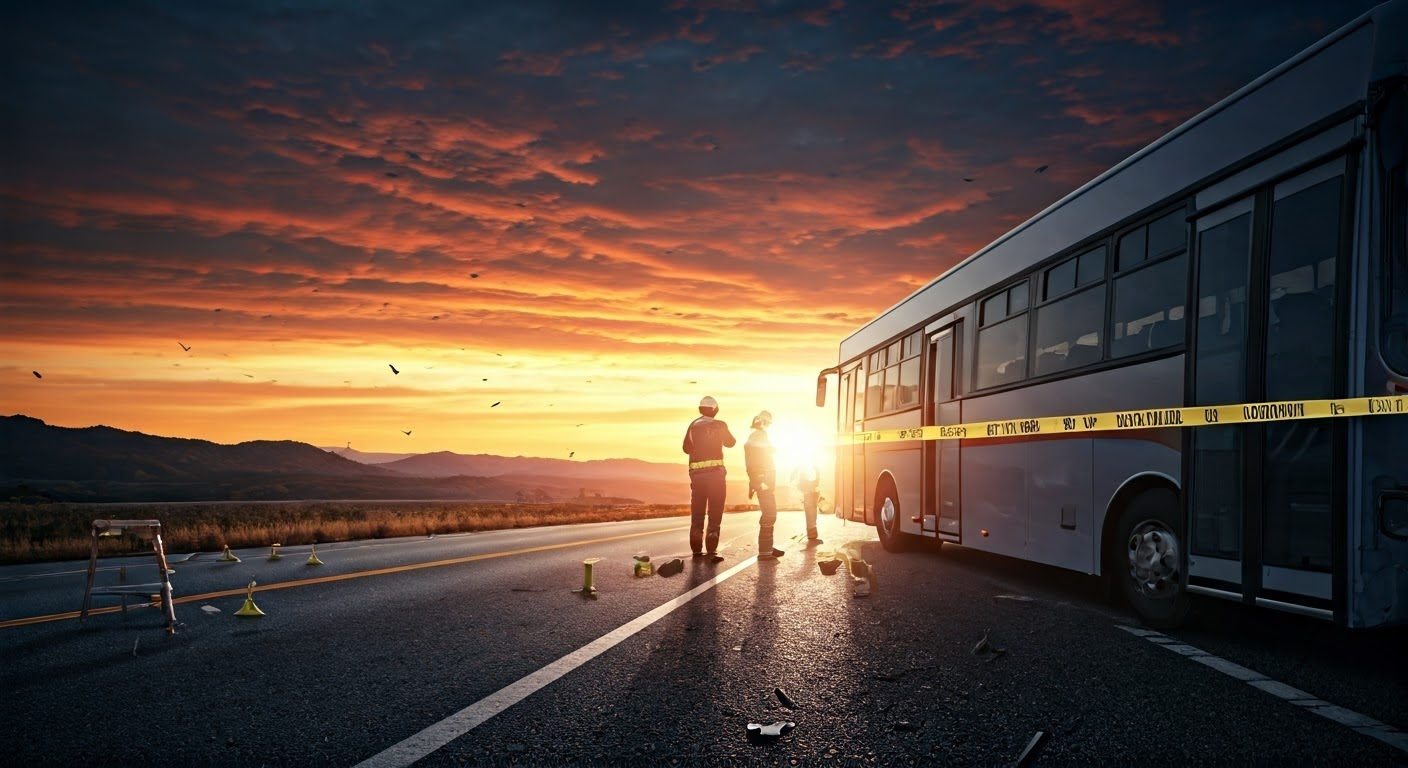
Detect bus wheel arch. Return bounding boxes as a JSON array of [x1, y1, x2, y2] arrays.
[[1102, 476, 1190, 630], [875, 473, 910, 552]]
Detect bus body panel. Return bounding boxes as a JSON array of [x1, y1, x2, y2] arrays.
[[858, 410, 921, 526]]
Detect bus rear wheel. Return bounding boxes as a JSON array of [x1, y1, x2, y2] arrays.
[[876, 483, 909, 553], [1114, 487, 1190, 630]]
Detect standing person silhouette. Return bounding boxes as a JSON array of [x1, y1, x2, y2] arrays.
[[682, 395, 735, 560], [746, 410, 785, 560], [791, 457, 823, 545]]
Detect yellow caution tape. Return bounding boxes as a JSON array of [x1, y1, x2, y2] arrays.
[[837, 396, 1408, 445]]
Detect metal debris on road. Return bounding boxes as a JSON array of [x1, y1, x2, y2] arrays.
[[200, 605, 220, 614], [746, 722, 795, 739], [774, 687, 795, 709], [1016, 730, 1050, 767]]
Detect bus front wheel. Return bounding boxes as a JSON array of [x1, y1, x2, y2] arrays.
[[1114, 487, 1190, 630], [876, 483, 909, 553]]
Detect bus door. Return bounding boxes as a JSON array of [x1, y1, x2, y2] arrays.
[[1188, 158, 1348, 618], [925, 322, 963, 539], [839, 365, 864, 522]]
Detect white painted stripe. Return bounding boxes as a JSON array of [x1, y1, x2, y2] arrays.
[[355, 557, 759, 768], [1120, 624, 1408, 756], [1191, 655, 1264, 681], [1249, 679, 1312, 700]]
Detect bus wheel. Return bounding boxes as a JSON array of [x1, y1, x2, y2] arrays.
[[876, 483, 909, 553], [1115, 488, 1189, 630]]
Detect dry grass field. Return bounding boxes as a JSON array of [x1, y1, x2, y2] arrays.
[[0, 501, 759, 564]]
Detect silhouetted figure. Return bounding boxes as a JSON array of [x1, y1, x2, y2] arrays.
[[746, 410, 784, 560], [683, 395, 736, 559]]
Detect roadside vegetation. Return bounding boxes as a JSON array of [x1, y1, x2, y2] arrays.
[[0, 501, 758, 564]]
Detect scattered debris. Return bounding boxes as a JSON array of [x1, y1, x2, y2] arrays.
[[200, 605, 220, 615], [746, 722, 795, 739], [994, 594, 1035, 602], [774, 688, 795, 709], [633, 556, 654, 578], [818, 559, 841, 576], [132, 638, 140, 656], [894, 721, 917, 732], [972, 631, 989, 655], [657, 558, 683, 577], [972, 630, 1009, 660], [852, 578, 871, 598], [1015, 730, 1049, 767]]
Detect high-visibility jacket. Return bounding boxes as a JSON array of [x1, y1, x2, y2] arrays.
[[744, 428, 776, 491], [683, 415, 736, 475]]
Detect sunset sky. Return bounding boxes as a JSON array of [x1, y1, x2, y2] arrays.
[[0, 0, 1378, 470]]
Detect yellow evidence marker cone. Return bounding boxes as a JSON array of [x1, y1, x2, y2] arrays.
[[217, 545, 241, 563], [234, 580, 265, 617], [268, 543, 282, 560], [574, 557, 602, 599], [306, 543, 324, 566]]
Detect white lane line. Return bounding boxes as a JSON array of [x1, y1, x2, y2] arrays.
[[1118, 625, 1408, 755], [355, 556, 759, 768]]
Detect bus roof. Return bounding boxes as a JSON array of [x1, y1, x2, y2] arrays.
[[839, 0, 1406, 364]]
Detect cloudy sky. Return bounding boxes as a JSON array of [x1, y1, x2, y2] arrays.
[[0, 0, 1379, 467]]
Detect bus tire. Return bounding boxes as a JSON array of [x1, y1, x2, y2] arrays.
[[876, 481, 909, 553], [1113, 487, 1190, 630]]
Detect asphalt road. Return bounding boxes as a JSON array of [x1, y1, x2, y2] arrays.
[[2, 510, 1406, 767]]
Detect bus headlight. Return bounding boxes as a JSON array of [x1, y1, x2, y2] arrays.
[[1381, 490, 1408, 540]]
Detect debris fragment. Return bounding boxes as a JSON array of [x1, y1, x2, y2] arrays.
[[774, 688, 795, 709], [852, 578, 871, 598], [200, 605, 220, 615], [132, 638, 139, 656], [657, 558, 683, 577], [894, 721, 917, 732], [1015, 730, 1049, 767], [818, 559, 841, 576], [746, 722, 795, 739], [972, 631, 990, 655]]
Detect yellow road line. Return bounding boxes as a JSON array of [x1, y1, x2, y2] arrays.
[[0, 525, 689, 630]]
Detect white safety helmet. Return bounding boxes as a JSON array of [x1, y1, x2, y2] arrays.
[[751, 410, 773, 429], [698, 395, 719, 416]]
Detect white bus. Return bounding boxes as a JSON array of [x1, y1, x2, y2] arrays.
[[816, 0, 1408, 629]]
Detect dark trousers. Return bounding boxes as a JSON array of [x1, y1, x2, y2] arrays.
[[689, 471, 726, 554]]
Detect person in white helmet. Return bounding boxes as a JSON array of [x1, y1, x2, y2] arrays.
[[682, 395, 736, 559], [745, 410, 784, 560], [790, 456, 822, 545]]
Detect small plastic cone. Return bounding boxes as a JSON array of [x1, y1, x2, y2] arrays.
[[306, 543, 324, 566], [234, 580, 265, 617], [218, 546, 240, 563]]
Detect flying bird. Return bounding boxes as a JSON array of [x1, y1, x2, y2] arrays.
[[491, 401, 501, 407], [962, 177, 975, 182], [470, 273, 479, 279], [32, 371, 42, 379], [178, 342, 191, 352], [389, 364, 399, 374], [402, 430, 412, 435], [242, 374, 254, 378], [1035, 165, 1049, 173], [569, 451, 575, 458]]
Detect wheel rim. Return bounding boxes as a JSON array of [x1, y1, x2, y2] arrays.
[[1126, 520, 1180, 600], [880, 496, 897, 536]]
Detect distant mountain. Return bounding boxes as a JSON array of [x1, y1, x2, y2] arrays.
[[0, 415, 756, 505], [320, 447, 418, 464]]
